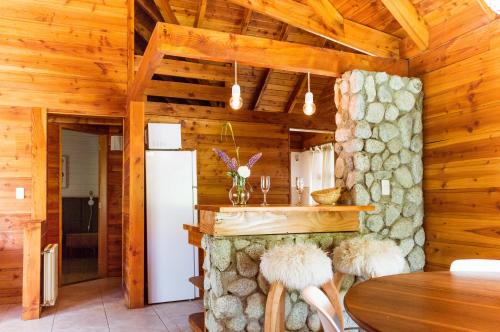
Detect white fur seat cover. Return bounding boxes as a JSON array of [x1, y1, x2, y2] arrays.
[[260, 243, 333, 290], [332, 237, 405, 278]]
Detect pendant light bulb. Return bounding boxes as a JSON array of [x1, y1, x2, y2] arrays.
[[229, 61, 243, 110], [303, 72, 316, 116]]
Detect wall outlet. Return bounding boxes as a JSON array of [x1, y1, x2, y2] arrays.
[[381, 180, 391, 195], [15, 187, 25, 200]]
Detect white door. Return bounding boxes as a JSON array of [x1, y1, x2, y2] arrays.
[[146, 150, 196, 303]]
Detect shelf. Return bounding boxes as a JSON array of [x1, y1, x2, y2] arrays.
[[196, 204, 374, 213], [189, 276, 204, 290], [188, 312, 205, 332]]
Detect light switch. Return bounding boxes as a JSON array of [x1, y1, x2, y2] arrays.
[[381, 180, 391, 195], [16, 187, 25, 200]]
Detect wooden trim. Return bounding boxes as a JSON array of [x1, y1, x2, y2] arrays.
[[196, 204, 374, 212], [31, 108, 47, 221], [98, 135, 108, 278], [123, 100, 145, 308], [128, 0, 135, 92], [380, 0, 429, 50], [57, 126, 63, 286], [240, 8, 253, 34], [154, 23, 408, 76], [22, 221, 43, 320], [227, 0, 401, 58]]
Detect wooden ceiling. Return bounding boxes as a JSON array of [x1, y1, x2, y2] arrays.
[[134, 0, 492, 114]]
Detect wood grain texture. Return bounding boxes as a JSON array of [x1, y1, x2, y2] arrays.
[[408, 12, 500, 271], [0, 0, 128, 115], [0, 107, 33, 305], [153, 23, 408, 77], [344, 272, 500, 332], [122, 101, 145, 308], [198, 209, 360, 236]]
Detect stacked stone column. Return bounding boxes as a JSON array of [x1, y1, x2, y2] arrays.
[[333, 70, 425, 272]]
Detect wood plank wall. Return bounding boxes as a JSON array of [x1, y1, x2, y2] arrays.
[[0, 0, 128, 116], [409, 15, 500, 270], [145, 107, 291, 205], [0, 106, 33, 304], [45, 124, 123, 278]]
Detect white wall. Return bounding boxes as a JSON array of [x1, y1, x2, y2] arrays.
[[62, 130, 99, 198]]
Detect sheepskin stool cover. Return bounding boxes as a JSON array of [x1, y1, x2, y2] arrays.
[[332, 237, 405, 279], [260, 243, 333, 290]]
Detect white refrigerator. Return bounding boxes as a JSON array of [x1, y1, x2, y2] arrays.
[[146, 150, 198, 304]]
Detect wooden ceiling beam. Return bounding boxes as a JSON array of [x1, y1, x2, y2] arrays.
[[252, 23, 291, 110], [286, 74, 307, 113], [194, 0, 208, 28], [306, 0, 344, 35], [476, 0, 498, 21], [134, 55, 231, 81], [380, 0, 429, 50], [226, 0, 401, 58], [154, 23, 407, 76], [146, 80, 229, 102], [153, 0, 179, 24], [136, 0, 163, 22], [240, 8, 253, 34], [129, 27, 165, 101], [145, 102, 336, 131]]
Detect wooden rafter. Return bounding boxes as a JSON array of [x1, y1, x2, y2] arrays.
[[194, 0, 208, 28], [252, 23, 290, 110], [136, 0, 163, 22], [306, 0, 344, 35], [226, 0, 401, 58], [153, 0, 179, 24], [128, 23, 408, 102], [134, 55, 231, 81], [380, 0, 429, 50], [476, 0, 498, 21], [240, 8, 253, 34]]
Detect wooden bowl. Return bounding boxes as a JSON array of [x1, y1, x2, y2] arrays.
[[310, 187, 343, 205]]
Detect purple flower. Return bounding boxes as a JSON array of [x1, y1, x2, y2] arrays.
[[213, 148, 237, 171], [230, 158, 238, 171], [247, 152, 262, 169]]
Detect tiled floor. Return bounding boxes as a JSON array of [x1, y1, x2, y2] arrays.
[[0, 278, 203, 332]]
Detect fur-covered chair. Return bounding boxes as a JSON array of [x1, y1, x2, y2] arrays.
[[260, 243, 344, 332], [332, 236, 406, 288]]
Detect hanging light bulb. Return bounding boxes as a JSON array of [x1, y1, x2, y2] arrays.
[[229, 61, 243, 110], [303, 72, 316, 116]]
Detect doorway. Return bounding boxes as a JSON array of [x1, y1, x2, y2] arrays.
[[45, 115, 123, 287], [60, 129, 102, 285]]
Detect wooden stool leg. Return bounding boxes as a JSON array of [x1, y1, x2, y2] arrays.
[[334, 271, 346, 290], [321, 279, 344, 331], [264, 281, 286, 332]]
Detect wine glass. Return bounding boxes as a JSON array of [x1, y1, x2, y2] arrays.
[[260, 176, 271, 206], [295, 177, 305, 205]]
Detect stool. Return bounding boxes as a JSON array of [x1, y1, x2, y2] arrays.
[[260, 243, 343, 332], [332, 236, 405, 288]]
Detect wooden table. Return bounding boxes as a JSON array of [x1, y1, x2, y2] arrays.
[[344, 271, 500, 332]]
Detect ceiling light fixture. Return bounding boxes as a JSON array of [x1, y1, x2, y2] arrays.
[[303, 72, 316, 116], [229, 61, 243, 110]]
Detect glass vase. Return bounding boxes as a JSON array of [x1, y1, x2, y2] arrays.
[[229, 176, 250, 206]]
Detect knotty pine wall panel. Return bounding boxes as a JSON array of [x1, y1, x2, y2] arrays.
[[409, 14, 500, 271], [0, 0, 128, 116], [0, 107, 33, 304], [144, 112, 291, 205]]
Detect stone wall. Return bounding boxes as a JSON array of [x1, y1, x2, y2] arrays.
[[333, 70, 425, 272], [202, 233, 357, 332]]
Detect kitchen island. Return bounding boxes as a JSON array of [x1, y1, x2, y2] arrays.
[[184, 204, 373, 332]]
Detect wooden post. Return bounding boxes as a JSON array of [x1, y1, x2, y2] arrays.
[[122, 100, 145, 308], [22, 107, 47, 320], [98, 135, 108, 278]]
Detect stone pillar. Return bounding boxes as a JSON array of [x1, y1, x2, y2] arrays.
[[333, 70, 425, 272]]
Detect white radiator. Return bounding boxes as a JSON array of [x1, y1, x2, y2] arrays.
[[42, 243, 58, 306]]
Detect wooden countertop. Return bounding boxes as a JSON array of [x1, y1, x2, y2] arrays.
[[196, 204, 374, 213], [194, 204, 372, 236]]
